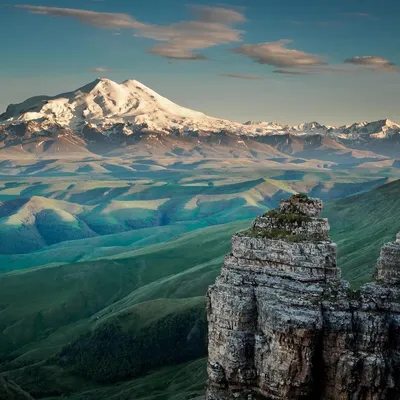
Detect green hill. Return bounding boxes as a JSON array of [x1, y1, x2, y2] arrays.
[[324, 178, 400, 287], [1, 179, 400, 399], [0, 376, 34, 400], [0, 220, 248, 356], [0, 220, 249, 399], [0, 167, 394, 260]]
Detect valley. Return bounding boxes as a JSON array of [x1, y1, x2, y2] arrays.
[[0, 78, 399, 399], [0, 155, 398, 269], [0, 153, 399, 399]]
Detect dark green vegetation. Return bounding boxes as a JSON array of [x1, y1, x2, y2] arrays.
[[0, 220, 247, 399], [265, 210, 312, 223], [0, 376, 34, 400], [239, 227, 325, 243], [0, 157, 399, 399], [57, 359, 207, 400], [60, 307, 206, 383], [239, 197, 326, 242], [324, 178, 400, 287]]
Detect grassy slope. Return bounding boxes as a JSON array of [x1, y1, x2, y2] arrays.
[[324, 178, 400, 287], [60, 358, 207, 400], [0, 220, 250, 399], [1, 179, 400, 398], [0, 221, 210, 272], [0, 219, 249, 358], [0, 165, 396, 260], [0, 177, 275, 258]]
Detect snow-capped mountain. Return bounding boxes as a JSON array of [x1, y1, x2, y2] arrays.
[[0, 78, 252, 136], [2, 78, 399, 139], [0, 78, 399, 159], [333, 119, 400, 140], [292, 121, 331, 134]]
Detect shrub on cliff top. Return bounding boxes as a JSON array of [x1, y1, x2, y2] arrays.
[[265, 210, 312, 224], [291, 193, 309, 201]]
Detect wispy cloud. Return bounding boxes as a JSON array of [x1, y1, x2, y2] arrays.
[[316, 21, 344, 27], [15, 4, 246, 60], [232, 40, 326, 68], [14, 5, 141, 29], [91, 67, 112, 73], [191, 6, 246, 24], [345, 56, 399, 72], [340, 12, 377, 19], [289, 17, 367, 27], [219, 73, 264, 80], [273, 69, 314, 75], [147, 45, 208, 60], [273, 65, 351, 75], [288, 20, 305, 26], [136, 6, 246, 60]]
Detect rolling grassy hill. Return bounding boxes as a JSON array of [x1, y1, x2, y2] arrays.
[[0, 220, 248, 356], [0, 220, 249, 399], [325, 178, 400, 287], [0, 172, 399, 399], [0, 164, 394, 261]]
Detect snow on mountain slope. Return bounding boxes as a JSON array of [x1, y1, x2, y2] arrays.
[[292, 121, 331, 134], [1, 78, 399, 141], [1, 78, 250, 135], [333, 119, 400, 139]]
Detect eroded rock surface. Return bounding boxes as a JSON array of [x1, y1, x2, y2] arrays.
[[206, 194, 400, 400]]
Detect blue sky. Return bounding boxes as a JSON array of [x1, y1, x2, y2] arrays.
[[1, 0, 399, 125]]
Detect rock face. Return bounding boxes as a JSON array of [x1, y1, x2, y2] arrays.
[[206, 194, 400, 399]]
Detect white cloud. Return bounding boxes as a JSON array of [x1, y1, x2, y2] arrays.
[[91, 67, 112, 73], [15, 5, 142, 29], [136, 6, 246, 60], [345, 56, 398, 72], [340, 12, 376, 19], [273, 69, 314, 75], [147, 44, 207, 60], [219, 73, 264, 80], [232, 40, 326, 68], [15, 4, 246, 60], [191, 6, 246, 24]]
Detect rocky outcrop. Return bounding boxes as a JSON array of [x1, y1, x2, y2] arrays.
[[206, 194, 400, 399]]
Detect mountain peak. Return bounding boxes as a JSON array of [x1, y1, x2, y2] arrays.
[[0, 78, 213, 131], [384, 119, 400, 128], [1, 79, 399, 141]]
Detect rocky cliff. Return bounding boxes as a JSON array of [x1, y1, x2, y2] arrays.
[[206, 194, 400, 399]]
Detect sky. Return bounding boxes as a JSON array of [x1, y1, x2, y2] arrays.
[[0, 0, 399, 125]]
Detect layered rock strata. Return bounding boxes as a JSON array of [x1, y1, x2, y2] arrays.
[[206, 194, 400, 400]]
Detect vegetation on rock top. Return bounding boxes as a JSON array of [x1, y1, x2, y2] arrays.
[[238, 227, 326, 243], [264, 210, 312, 224], [292, 193, 309, 201]]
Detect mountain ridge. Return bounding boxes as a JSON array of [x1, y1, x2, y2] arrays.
[[0, 78, 399, 159], [2, 78, 399, 138]]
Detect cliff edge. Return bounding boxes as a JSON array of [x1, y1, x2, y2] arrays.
[[206, 194, 400, 399]]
